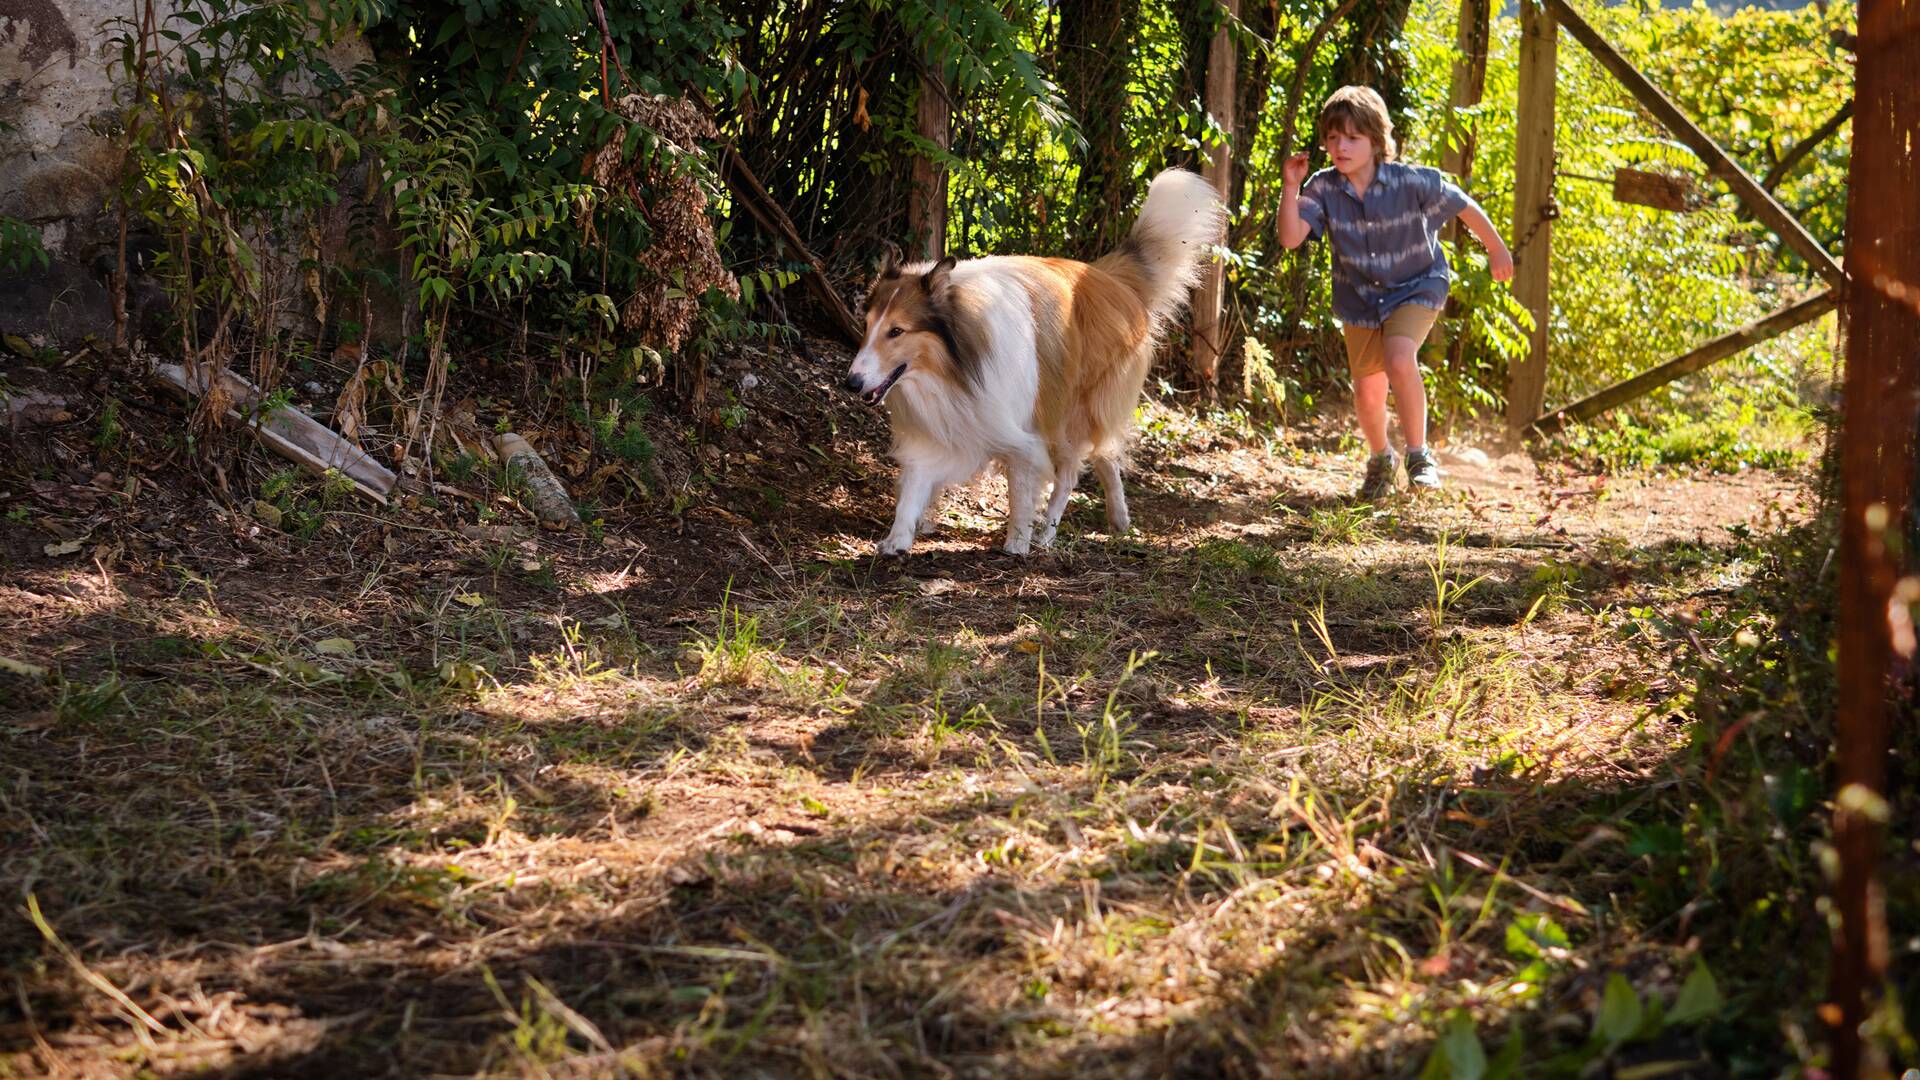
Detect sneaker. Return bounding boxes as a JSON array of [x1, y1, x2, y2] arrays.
[[1405, 447, 1442, 490], [1358, 450, 1399, 501]]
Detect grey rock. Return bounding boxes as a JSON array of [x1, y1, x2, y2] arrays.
[[0, 256, 112, 344]]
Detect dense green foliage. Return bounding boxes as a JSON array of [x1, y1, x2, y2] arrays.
[[108, 0, 1850, 451], [109, 0, 368, 390], [0, 217, 47, 276]]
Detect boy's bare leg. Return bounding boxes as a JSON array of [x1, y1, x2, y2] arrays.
[[1382, 337, 1428, 450], [1353, 371, 1392, 453]]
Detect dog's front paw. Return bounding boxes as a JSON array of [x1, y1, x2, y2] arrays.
[[878, 533, 915, 557], [1107, 511, 1131, 536], [1001, 537, 1031, 556], [1033, 524, 1058, 550]]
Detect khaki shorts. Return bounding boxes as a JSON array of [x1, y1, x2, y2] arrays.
[[1340, 304, 1441, 380]]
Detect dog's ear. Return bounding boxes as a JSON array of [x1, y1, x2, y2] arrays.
[[922, 255, 957, 296], [878, 242, 904, 279]]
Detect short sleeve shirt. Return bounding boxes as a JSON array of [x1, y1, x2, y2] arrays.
[[1295, 161, 1480, 329]]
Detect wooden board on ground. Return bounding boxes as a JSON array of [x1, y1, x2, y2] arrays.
[[154, 362, 397, 503]]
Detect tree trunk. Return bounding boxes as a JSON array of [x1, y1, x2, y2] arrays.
[[1167, 0, 1214, 175], [1059, 0, 1143, 258], [1434, 0, 1492, 417], [1230, 0, 1279, 218], [1189, 0, 1238, 394], [1441, 0, 1490, 206], [909, 55, 950, 260]]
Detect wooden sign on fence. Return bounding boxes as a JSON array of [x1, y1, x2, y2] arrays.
[[1611, 167, 1697, 211]]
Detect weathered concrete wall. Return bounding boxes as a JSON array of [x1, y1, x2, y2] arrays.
[[0, 0, 122, 342], [0, 3, 383, 347]]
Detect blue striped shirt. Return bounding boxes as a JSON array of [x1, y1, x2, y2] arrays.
[[1295, 162, 1481, 328]]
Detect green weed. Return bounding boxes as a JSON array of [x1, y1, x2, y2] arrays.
[[686, 585, 782, 688]]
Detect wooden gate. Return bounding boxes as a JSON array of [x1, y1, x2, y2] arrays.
[[1501, 0, 1846, 441]]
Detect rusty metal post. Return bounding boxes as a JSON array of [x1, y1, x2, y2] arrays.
[[1830, 0, 1920, 1073]]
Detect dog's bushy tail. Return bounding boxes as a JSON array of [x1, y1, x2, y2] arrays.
[[1093, 168, 1227, 336]]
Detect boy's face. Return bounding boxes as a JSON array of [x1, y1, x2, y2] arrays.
[[1323, 126, 1376, 175]]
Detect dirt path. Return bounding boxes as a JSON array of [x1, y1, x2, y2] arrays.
[[0, 365, 1811, 1077]]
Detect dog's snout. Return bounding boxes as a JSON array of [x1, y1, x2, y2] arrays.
[[842, 372, 864, 394]]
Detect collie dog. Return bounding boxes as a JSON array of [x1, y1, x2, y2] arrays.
[[844, 169, 1225, 556]]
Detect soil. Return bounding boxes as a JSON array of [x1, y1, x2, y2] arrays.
[[0, 340, 1814, 1078]]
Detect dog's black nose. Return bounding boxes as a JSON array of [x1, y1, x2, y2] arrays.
[[842, 373, 864, 394]]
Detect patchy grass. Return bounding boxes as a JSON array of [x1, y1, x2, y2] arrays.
[[1542, 398, 1823, 476], [0, 389, 1857, 1077]]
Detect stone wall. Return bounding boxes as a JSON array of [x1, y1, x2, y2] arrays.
[[0, 0, 123, 343], [0, 2, 383, 347]]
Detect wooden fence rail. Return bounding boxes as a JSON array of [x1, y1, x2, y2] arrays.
[[1532, 290, 1837, 435]]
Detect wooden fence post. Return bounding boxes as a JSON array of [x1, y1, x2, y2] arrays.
[[1830, 0, 1920, 1072], [1505, 0, 1557, 442], [1190, 0, 1238, 396]]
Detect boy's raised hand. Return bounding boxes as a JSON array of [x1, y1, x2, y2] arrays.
[[1282, 152, 1311, 189], [1488, 245, 1514, 282]]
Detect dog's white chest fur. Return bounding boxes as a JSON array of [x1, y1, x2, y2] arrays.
[[885, 265, 1039, 483]]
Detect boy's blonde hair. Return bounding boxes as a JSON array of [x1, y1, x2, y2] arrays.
[[1317, 85, 1397, 163]]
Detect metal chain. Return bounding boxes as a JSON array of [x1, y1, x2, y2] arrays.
[[1511, 150, 1562, 257], [1512, 199, 1560, 256]]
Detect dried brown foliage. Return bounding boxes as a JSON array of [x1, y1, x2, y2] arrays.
[[586, 94, 739, 355]]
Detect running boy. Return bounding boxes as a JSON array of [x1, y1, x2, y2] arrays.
[[1278, 85, 1514, 498]]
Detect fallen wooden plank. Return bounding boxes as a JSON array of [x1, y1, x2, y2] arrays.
[[1543, 0, 1845, 286], [154, 363, 397, 503], [1530, 289, 1837, 436], [717, 145, 864, 345]]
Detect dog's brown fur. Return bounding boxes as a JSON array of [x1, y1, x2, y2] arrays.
[[863, 253, 1154, 467], [846, 168, 1223, 555]]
